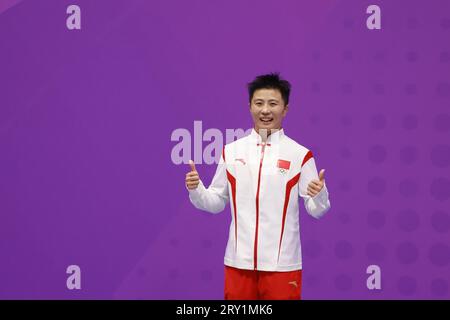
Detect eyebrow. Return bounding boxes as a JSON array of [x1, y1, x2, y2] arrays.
[[253, 98, 280, 102]]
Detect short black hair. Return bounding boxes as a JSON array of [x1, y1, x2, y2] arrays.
[[247, 72, 291, 106]]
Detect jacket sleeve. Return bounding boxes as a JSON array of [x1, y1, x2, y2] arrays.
[[187, 152, 229, 214], [298, 153, 331, 219]]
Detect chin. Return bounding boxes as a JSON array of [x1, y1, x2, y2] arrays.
[[257, 127, 278, 135], [260, 123, 277, 130]]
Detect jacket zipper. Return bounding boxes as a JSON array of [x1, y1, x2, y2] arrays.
[[254, 142, 266, 270]]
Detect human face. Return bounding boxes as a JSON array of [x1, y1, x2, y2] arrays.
[[250, 88, 288, 135]]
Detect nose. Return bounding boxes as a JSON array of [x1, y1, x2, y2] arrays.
[[261, 104, 271, 115]]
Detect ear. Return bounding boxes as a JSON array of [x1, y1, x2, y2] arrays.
[[283, 104, 289, 116]]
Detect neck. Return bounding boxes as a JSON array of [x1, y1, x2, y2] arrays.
[[254, 127, 281, 142]]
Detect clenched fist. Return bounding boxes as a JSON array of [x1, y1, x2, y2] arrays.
[[185, 160, 200, 190], [307, 169, 326, 197]]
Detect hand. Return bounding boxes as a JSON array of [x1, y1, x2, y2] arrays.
[[307, 169, 325, 197], [185, 160, 200, 190]]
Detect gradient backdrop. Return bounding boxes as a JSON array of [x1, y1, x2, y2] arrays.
[[0, 0, 449, 299]]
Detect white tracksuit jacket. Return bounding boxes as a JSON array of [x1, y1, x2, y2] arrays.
[[188, 128, 331, 271]]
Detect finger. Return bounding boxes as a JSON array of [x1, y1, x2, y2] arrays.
[[186, 172, 199, 178], [186, 183, 198, 188], [310, 182, 323, 191], [185, 177, 199, 183], [307, 189, 316, 197], [307, 187, 317, 196], [319, 169, 325, 181], [308, 183, 322, 192], [185, 174, 199, 180], [189, 160, 197, 172], [310, 180, 322, 186]]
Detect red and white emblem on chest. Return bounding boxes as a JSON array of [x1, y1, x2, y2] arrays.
[[277, 159, 291, 173]]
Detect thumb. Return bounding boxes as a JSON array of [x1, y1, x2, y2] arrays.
[[319, 169, 325, 181], [189, 160, 197, 172]]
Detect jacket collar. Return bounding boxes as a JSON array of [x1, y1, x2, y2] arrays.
[[250, 127, 285, 145]]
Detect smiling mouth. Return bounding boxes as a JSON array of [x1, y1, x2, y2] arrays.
[[260, 118, 273, 123]]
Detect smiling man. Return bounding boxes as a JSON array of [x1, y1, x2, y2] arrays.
[[185, 73, 331, 300]]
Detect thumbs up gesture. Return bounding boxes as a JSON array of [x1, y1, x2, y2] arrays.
[[307, 169, 326, 197], [186, 160, 200, 190]]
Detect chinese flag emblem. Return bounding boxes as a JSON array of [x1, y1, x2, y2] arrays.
[[277, 159, 291, 170]]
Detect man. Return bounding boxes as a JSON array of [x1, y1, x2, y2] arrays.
[[185, 73, 331, 300]]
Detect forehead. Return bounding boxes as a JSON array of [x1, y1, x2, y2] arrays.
[[252, 88, 282, 101]]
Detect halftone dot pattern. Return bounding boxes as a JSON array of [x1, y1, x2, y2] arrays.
[[398, 179, 419, 198], [338, 211, 351, 224], [334, 274, 353, 291], [169, 238, 179, 247], [311, 82, 321, 93], [168, 268, 179, 280], [369, 145, 387, 164], [136, 267, 147, 278], [339, 179, 351, 192], [367, 210, 386, 229], [340, 114, 352, 126], [343, 50, 353, 61], [431, 210, 450, 233], [373, 51, 386, 62], [340, 147, 352, 159], [370, 114, 387, 130], [430, 178, 450, 201], [310, 114, 320, 124], [366, 242, 387, 262], [368, 177, 386, 196], [343, 17, 355, 29], [373, 83, 385, 95], [341, 83, 353, 94], [433, 114, 450, 132], [405, 83, 417, 95], [431, 278, 449, 298], [406, 17, 419, 29], [399, 146, 419, 165], [398, 276, 417, 296], [436, 82, 450, 97], [441, 17, 450, 29], [334, 241, 354, 260], [303, 239, 323, 259], [312, 51, 321, 62], [440, 51, 450, 63], [202, 238, 212, 249], [402, 114, 418, 130], [396, 242, 419, 265], [396, 209, 420, 232], [430, 145, 450, 168], [406, 51, 418, 62], [428, 243, 450, 267]]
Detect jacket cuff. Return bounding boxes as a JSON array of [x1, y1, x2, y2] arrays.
[[312, 182, 329, 206], [187, 180, 206, 199]]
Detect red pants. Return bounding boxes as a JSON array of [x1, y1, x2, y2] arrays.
[[224, 265, 302, 300]]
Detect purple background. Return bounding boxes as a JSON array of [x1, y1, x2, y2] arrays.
[[0, 0, 449, 299]]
